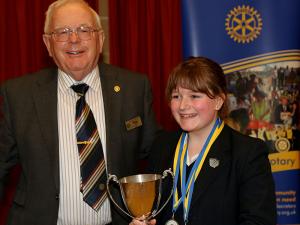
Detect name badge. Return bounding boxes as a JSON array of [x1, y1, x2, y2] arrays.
[[125, 116, 142, 131]]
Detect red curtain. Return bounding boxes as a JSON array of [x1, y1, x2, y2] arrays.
[[0, 1, 98, 224], [109, 0, 183, 130], [0, 0, 98, 83], [0, 1, 52, 83]]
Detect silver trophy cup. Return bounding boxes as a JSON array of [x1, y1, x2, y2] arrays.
[[107, 169, 173, 221]]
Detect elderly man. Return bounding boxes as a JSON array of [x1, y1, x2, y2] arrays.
[[0, 0, 159, 224]]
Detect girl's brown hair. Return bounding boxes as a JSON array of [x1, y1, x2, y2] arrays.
[[166, 57, 228, 118]]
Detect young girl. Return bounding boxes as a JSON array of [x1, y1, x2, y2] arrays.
[[131, 57, 276, 225]]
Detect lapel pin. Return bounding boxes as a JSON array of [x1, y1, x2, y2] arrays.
[[209, 158, 220, 168], [114, 85, 121, 92]]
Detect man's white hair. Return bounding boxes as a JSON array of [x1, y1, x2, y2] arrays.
[[44, 0, 102, 33]]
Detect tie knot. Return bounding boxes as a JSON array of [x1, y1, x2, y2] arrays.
[[71, 83, 89, 97]]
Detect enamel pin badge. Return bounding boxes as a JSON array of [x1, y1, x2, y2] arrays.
[[209, 158, 220, 168]]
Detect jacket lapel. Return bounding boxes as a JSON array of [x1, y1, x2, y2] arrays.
[[190, 126, 231, 207], [29, 65, 124, 192], [32, 68, 59, 191], [99, 63, 122, 175]]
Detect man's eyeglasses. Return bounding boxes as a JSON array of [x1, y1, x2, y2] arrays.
[[46, 26, 100, 42]]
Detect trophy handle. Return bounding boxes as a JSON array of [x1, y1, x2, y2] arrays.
[[106, 174, 135, 219], [150, 168, 174, 219]]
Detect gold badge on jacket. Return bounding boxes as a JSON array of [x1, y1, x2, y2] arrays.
[[114, 85, 121, 92], [125, 116, 143, 131]]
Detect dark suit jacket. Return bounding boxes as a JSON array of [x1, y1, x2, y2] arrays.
[[148, 125, 276, 225], [0, 63, 159, 225]]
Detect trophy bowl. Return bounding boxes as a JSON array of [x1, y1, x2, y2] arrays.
[[107, 169, 173, 221]]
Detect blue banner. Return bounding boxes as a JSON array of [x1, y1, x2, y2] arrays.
[[181, 1, 300, 224], [182, 0, 300, 63]]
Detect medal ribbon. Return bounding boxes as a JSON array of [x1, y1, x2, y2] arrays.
[[172, 118, 224, 223]]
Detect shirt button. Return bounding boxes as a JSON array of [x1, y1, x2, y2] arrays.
[[55, 194, 59, 200]]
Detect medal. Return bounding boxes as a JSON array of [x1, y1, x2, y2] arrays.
[[165, 219, 179, 225]]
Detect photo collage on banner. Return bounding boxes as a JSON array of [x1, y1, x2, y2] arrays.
[[181, 1, 300, 224]]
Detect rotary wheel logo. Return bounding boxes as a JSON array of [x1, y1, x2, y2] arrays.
[[225, 5, 263, 43], [275, 138, 290, 152]]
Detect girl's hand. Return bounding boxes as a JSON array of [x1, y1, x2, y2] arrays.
[[129, 218, 156, 225]]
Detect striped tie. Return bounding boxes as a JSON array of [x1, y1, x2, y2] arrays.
[[71, 83, 107, 211]]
